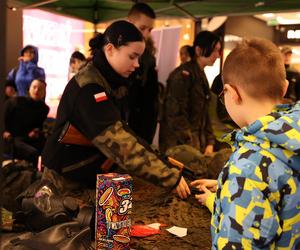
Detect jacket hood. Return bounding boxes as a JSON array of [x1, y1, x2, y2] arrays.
[[21, 45, 39, 64], [224, 101, 300, 172]]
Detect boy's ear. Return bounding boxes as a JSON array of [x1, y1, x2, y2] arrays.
[[282, 79, 289, 97], [224, 83, 242, 104]]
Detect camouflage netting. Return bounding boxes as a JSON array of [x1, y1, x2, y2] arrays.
[[131, 177, 212, 250], [130, 145, 232, 249]]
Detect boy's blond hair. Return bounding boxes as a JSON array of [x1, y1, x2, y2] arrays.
[[222, 38, 286, 100]]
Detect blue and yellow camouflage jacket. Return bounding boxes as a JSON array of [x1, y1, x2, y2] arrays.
[[212, 102, 300, 250]]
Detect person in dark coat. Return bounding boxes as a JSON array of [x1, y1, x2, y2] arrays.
[[280, 46, 300, 102], [127, 3, 159, 144], [41, 21, 190, 204], [3, 79, 49, 167]]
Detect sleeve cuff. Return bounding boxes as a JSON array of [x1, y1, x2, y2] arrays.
[[205, 192, 216, 213]]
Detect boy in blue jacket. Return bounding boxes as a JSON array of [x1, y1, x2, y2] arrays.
[[191, 38, 300, 249], [7, 45, 45, 96]]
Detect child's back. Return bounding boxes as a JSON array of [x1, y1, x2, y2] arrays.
[[211, 38, 300, 249]]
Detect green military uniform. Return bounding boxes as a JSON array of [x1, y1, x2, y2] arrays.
[[42, 53, 181, 202], [159, 60, 215, 153]]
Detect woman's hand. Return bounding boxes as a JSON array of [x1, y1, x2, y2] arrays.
[[190, 179, 217, 192], [204, 144, 214, 156], [175, 176, 191, 199]]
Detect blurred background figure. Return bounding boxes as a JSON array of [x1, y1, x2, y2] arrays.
[[160, 31, 221, 155], [68, 51, 87, 80], [179, 45, 194, 64], [127, 2, 160, 144], [281, 46, 300, 102], [3, 79, 49, 168], [7, 45, 46, 97], [4, 79, 17, 100]]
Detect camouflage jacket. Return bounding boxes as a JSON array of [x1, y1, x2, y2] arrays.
[[212, 102, 300, 249], [42, 62, 181, 190], [160, 60, 215, 151]]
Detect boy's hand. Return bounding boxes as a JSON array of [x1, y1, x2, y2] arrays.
[[175, 176, 191, 199], [195, 185, 211, 205], [190, 179, 217, 192]]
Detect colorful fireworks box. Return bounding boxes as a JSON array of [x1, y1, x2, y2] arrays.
[[96, 173, 133, 250]]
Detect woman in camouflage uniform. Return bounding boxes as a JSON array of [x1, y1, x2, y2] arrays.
[[160, 31, 221, 155], [42, 21, 190, 202]]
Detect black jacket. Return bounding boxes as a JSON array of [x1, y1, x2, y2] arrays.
[[42, 52, 181, 190]]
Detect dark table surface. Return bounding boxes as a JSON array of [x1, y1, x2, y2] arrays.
[[130, 177, 212, 250]]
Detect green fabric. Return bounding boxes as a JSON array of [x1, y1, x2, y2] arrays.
[[16, 0, 300, 24]]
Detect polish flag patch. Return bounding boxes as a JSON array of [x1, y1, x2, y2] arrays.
[[94, 92, 108, 102]]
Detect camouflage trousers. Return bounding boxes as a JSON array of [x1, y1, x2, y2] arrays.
[[42, 167, 96, 205]]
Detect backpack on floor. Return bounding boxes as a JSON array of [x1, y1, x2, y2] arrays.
[[1, 160, 41, 212]]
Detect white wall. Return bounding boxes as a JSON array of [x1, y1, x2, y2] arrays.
[[152, 26, 181, 85]]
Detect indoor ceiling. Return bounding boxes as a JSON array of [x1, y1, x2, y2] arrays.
[[7, 0, 300, 24]]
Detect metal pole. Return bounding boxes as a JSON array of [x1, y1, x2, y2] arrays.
[[0, 0, 7, 237]]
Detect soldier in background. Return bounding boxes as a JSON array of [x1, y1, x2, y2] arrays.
[[159, 31, 221, 154], [68, 51, 87, 80], [127, 3, 159, 144], [179, 45, 194, 65], [281, 46, 300, 102]]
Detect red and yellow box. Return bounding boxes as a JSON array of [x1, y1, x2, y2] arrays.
[[96, 173, 133, 250]]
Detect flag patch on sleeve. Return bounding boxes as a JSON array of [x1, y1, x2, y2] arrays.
[[94, 92, 108, 102]]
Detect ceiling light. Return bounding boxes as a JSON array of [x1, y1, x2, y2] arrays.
[[183, 33, 190, 40], [262, 13, 275, 18], [277, 16, 300, 25], [255, 2, 265, 7]]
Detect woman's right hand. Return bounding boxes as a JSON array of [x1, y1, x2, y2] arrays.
[[175, 176, 191, 199], [190, 179, 218, 192]]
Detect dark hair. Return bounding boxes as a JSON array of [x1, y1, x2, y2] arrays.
[[181, 45, 195, 58], [193, 31, 221, 57], [21, 45, 36, 56], [32, 78, 47, 87], [70, 51, 86, 63], [89, 20, 144, 56], [128, 2, 156, 19]]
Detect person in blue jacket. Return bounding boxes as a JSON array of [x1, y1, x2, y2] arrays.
[[7, 45, 45, 96], [191, 38, 300, 249]]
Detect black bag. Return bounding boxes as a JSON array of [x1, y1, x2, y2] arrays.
[[1, 221, 94, 250], [16, 180, 80, 232], [1, 160, 41, 212], [16, 178, 95, 232]]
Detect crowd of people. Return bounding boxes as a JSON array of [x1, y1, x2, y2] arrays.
[[2, 2, 300, 249]]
